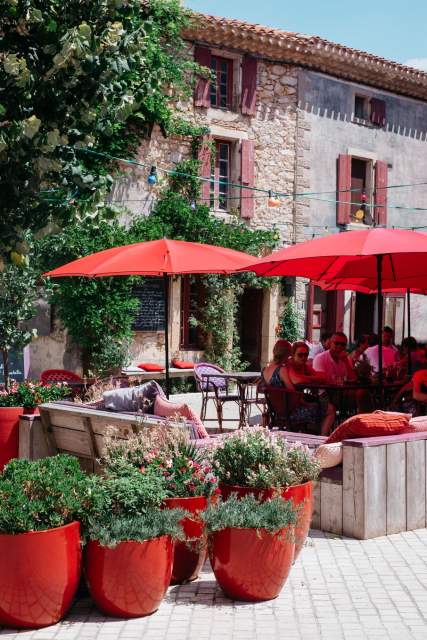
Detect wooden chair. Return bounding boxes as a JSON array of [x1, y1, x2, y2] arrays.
[[264, 386, 320, 433], [193, 362, 240, 432]]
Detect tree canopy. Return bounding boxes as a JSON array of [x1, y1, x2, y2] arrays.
[[0, 0, 197, 259]]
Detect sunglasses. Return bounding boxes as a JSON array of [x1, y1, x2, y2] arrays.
[[295, 352, 309, 358], [333, 341, 347, 347]]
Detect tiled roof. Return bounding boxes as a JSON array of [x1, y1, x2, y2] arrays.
[[184, 13, 427, 101]]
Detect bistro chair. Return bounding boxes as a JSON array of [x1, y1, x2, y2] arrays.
[[193, 362, 240, 432], [264, 386, 319, 433]]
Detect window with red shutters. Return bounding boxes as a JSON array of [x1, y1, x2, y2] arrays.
[[240, 139, 255, 218], [210, 55, 233, 109], [198, 137, 212, 204], [370, 98, 386, 127], [374, 160, 388, 225], [241, 55, 257, 115], [194, 45, 211, 108], [210, 140, 232, 211], [336, 154, 351, 225]]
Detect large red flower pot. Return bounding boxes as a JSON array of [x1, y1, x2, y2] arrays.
[[0, 521, 81, 629], [209, 527, 294, 602], [85, 535, 173, 618], [163, 496, 207, 584], [0, 406, 23, 471], [283, 481, 313, 560], [219, 481, 313, 560]]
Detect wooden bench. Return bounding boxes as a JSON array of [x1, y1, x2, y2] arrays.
[[313, 431, 427, 539], [19, 402, 198, 474]]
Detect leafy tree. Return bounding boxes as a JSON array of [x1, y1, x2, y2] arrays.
[[0, 0, 199, 259], [0, 253, 38, 389], [277, 299, 300, 343]]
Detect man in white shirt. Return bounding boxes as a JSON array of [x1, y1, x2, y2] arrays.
[[364, 326, 399, 373], [313, 332, 357, 383]]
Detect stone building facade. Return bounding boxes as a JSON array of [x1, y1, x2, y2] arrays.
[[26, 13, 427, 377]]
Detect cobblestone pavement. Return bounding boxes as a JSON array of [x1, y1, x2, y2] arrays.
[[3, 528, 427, 640]]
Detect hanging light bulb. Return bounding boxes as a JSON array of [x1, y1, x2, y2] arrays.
[[268, 189, 281, 208], [190, 200, 196, 210], [147, 166, 158, 186]]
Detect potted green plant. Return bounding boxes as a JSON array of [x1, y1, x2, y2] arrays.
[[0, 455, 87, 628], [103, 423, 219, 584], [205, 494, 297, 602], [211, 428, 320, 559], [83, 463, 184, 618], [0, 381, 71, 469]]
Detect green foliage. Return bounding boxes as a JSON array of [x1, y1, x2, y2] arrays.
[[0, 455, 89, 534], [0, 0, 198, 257], [0, 251, 38, 388], [204, 494, 297, 534], [277, 299, 300, 343], [36, 219, 139, 375], [211, 428, 320, 488], [102, 425, 219, 498], [82, 464, 184, 546], [0, 380, 71, 408]]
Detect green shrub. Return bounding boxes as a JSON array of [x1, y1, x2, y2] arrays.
[[211, 428, 320, 488], [0, 455, 89, 534], [82, 465, 184, 546], [204, 495, 297, 535]]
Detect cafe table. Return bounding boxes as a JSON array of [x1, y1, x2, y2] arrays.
[[200, 371, 262, 429]]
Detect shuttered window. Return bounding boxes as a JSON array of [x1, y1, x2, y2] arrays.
[[337, 154, 351, 225], [210, 56, 233, 109], [374, 160, 388, 225], [198, 136, 212, 204], [210, 141, 231, 211], [240, 139, 255, 218], [180, 276, 205, 349], [194, 46, 212, 108], [241, 55, 257, 115]]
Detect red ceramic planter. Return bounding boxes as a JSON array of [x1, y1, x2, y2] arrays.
[[209, 527, 294, 601], [0, 521, 81, 629], [85, 535, 173, 618], [219, 480, 313, 560], [0, 406, 23, 471], [163, 496, 207, 584]]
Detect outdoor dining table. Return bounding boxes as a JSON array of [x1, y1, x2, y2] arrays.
[[201, 371, 262, 429], [296, 379, 407, 419]]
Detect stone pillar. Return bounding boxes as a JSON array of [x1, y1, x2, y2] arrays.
[[260, 284, 280, 367]]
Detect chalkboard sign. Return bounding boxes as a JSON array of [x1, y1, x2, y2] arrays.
[[0, 350, 25, 383], [132, 278, 165, 331]]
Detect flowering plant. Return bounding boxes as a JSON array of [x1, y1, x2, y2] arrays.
[[102, 422, 219, 498], [0, 380, 71, 408], [211, 427, 320, 489]]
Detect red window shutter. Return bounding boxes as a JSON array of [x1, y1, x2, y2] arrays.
[[374, 160, 388, 226], [370, 98, 386, 127], [241, 55, 257, 116], [198, 137, 211, 203], [337, 154, 351, 225], [194, 46, 211, 108], [240, 139, 255, 218]]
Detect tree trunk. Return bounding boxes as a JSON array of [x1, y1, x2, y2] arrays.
[[2, 349, 9, 391]]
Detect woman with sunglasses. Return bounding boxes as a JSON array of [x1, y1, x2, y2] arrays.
[[281, 342, 336, 436]]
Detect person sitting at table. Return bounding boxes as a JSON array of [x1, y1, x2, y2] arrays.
[[400, 337, 427, 374], [364, 326, 399, 373], [263, 341, 335, 436], [313, 332, 357, 383], [350, 335, 369, 364], [260, 339, 292, 388], [284, 342, 336, 436]]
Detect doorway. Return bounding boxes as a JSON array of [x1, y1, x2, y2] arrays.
[[354, 292, 376, 339], [238, 288, 263, 370]]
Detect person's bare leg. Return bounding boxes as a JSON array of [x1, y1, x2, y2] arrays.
[[320, 402, 336, 436]]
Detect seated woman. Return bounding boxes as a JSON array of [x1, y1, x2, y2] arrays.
[[263, 340, 335, 436], [400, 337, 427, 375], [260, 339, 292, 388]]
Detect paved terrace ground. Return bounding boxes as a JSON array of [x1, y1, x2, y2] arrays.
[[3, 394, 427, 639]]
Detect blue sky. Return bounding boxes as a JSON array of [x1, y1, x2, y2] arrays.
[[185, 0, 427, 70]]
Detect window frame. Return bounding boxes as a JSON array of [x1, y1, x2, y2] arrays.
[[210, 55, 234, 110], [210, 140, 232, 212]]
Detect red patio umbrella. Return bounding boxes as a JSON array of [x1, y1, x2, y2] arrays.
[[44, 238, 256, 396], [241, 228, 427, 386]]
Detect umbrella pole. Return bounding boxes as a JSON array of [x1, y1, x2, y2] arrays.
[[407, 288, 412, 376], [377, 255, 384, 399], [163, 273, 170, 398]]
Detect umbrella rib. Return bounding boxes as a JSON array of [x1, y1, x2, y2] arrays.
[[389, 254, 397, 282]]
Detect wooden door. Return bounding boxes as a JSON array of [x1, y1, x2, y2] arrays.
[[238, 289, 263, 370]]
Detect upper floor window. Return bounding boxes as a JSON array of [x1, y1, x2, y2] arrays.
[[353, 95, 386, 127], [210, 56, 233, 109]]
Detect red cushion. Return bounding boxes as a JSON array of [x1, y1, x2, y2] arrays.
[[137, 363, 165, 372], [325, 411, 410, 444], [172, 359, 194, 369]]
